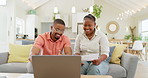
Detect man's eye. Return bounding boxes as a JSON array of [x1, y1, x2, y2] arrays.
[[56, 29, 60, 31]]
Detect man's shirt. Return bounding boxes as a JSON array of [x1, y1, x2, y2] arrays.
[[33, 32, 71, 55]]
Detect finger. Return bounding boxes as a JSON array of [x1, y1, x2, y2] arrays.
[[92, 60, 95, 64], [58, 52, 62, 55], [81, 63, 84, 66], [92, 61, 95, 64], [95, 60, 97, 64], [93, 60, 97, 65]]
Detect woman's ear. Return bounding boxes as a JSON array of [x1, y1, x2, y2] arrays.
[[96, 25, 98, 30], [94, 22, 96, 26]]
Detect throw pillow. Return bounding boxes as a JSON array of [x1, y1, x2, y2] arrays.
[[109, 44, 127, 64], [106, 46, 116, 62], [8, 44, 33, 63]]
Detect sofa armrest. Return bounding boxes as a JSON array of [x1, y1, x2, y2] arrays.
[[121, 52, 138, 78], [0, 52, 9, 64]]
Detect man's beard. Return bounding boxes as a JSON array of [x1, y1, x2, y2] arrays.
[[54, 33, 62, 40], [55, 36, 60, 40]]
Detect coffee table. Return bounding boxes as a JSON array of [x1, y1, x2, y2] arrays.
[[0, 73, 112, 78]]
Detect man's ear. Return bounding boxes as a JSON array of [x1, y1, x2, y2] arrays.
[[50, 26, 54, 33], [50, 26, 53, 30], [51, 26, 53, 30]]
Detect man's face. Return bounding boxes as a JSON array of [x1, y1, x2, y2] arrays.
[[51, 24, 65, 40]]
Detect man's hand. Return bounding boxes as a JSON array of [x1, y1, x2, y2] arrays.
[[64, 47, 72, 55], [29, 46, 41, 61], [58, 52, 62, 55], [75, 53, 80, 55]]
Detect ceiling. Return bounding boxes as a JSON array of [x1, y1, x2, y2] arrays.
[[21, 0, 148, 16], [103, 0, 148, 16], [22, 0, 50, 9], [104, 0, 148, 11]]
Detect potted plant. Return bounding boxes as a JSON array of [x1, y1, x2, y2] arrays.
[[133, 36, 142, 41], [124, 35, 131, 40], [92, 4, 102, 19]]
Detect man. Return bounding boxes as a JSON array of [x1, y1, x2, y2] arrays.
[[27, 19, 72, 73]]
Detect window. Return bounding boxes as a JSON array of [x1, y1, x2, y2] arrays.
[[141, 19, 148, 42], [0, 0, 6, 5], [16, 17, 25, 34]]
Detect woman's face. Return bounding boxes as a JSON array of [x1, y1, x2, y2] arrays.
[[83, 18, 96, 35]]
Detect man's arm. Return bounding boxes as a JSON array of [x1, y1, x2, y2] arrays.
[[29, 46, 41, 61], [64, 47, 72, 55]]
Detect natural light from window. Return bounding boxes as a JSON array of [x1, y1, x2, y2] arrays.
[[0, 0, 6, 5], [16, 17, 25, 34], [141, 19, 148, 42]]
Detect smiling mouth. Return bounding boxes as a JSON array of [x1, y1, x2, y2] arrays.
[[85, 29, 91, 32], [55, 34, 61, 39]]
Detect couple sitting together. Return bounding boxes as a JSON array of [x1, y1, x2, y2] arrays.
[[27, 14, 109, 75]]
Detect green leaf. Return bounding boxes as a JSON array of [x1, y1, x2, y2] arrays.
[[92, 4, 102, 19]]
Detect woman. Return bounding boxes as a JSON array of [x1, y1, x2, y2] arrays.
[[74, 14, 109, 75]]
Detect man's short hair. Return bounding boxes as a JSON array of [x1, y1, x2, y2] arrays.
[[53, 19, 65, 26]]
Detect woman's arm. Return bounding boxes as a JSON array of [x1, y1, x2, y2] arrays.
[[92, 33, 109, 65]]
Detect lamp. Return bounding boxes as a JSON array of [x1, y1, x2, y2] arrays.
[[89, 6, 93, 13], [72, 6, 76, 13], [71, 0, 76, 13], [54, 7, 58, 13]]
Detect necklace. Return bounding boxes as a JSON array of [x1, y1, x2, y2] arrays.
[[87, 35, 94, 39], [87, 33, 95, 40]]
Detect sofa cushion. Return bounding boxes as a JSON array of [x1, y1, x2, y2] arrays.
[[107, 64, 126, 78], [106, 46, 116, 62], [22, 40, 34, 45], [0, 63, 27, 73], [8, 44, 32, 63], [109, 44, 127, 64]]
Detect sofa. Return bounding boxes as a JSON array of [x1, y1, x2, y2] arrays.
[[0, 51, 138, 78]]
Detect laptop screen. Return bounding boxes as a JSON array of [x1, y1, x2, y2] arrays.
[[32, 55, 81, 78]]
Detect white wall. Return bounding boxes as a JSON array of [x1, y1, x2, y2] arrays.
[[132, 10, 148, 36], [0, 0, 30, 52], [0, 6, 8, 52], [15, 5, 27, 34], [0, 0, 16, 52], [94, 0, 133, 39], [36, 0, 94, 35], [0, 6, 7, 42], [36, 0, 133, 39]]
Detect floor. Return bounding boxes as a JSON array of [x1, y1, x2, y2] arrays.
[[135, 60, 148, 78]]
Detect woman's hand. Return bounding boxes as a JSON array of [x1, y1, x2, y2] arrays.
[[92, 58, 102, 65], [92, 54, 108, 65], [81, 63, 84, 66]]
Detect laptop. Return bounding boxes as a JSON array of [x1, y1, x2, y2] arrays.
[[32, 55, 81, 78]]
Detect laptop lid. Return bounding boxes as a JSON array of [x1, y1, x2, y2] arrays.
[[32, 55, 81, 78]]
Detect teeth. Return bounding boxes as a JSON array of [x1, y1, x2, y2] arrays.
[[56, 34, 60, 37], [86, 30, 90, 31]]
